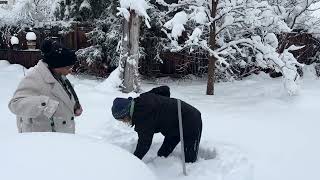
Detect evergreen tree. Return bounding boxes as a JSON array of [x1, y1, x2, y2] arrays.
[[76, 1, 121, 76]]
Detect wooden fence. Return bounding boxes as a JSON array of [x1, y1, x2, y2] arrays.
[[1, 30, 319, 77], [0, 24, 92, 68], [139, 50, 208, 78], [0, 49, 41, 68]]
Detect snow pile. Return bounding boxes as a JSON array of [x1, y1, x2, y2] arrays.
[[0, 133, 157, 180], [95, 67, 122, 92], [0, 60, 11, 68], [0, 60, 25, 73], [1, 61, 320, 180]]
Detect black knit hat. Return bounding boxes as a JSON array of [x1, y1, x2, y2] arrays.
[[40, 39, 77, 68], [111, 97, 132, 120]]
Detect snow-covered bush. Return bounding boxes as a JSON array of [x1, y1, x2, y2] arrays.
[[74, 2, 121, 76], [85, 14, 121, 68], [54, 0, 116, 21], [75, 45, 110, 77], [76, 45, 103, 66], [158, 0, 303, 95]]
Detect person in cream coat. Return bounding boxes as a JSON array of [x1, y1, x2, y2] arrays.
[[8, 39, 83, 133]]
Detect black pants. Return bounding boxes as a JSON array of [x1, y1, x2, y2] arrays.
[[157, 126, 202, 163]]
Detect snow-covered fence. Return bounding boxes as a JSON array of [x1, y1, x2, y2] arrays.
[[0, 49, 41, 68]]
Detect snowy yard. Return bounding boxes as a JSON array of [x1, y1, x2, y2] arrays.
[[1, 60, 320, 180]]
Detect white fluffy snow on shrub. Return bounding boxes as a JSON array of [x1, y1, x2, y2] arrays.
[[0, 133, 156, 180], [164, 11, 189, 40]]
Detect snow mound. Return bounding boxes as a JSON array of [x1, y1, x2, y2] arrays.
[[95, 67, 122, 92], [0, 60, 11, 68], [0, 133, 157, 180], [0, 62, 24, 72]]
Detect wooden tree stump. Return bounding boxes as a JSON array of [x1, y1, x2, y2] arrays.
[[120, 10, 141, 93]]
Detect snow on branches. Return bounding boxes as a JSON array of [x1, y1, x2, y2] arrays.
[[117, 0, 151, 28], [267, 0, 320, 30], [0, 0, 59, 27], [161, 0, 305, 95]]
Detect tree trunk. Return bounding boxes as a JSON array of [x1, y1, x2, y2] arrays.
[[206, 55, 215, 95], [120, 11, 141, 93], [206, 0, 218, 95]]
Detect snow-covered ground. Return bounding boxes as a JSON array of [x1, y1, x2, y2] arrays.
[[0, 133, 156, 180], [1, 60, 319, 180]]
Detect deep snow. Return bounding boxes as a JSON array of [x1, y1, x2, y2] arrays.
[[1, 60, 320, 180], [0, 133, 156, 180]]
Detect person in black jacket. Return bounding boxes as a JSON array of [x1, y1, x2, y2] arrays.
[[111, 86, 202, 163]]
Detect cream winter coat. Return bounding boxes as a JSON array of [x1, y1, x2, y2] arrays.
[[8, 61, 77, 133]]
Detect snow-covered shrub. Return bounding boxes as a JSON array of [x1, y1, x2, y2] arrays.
[[158, 0, 305, 95], [74, 6, 121, 77], [54, 0, 117, 22], [76, 46, 103, 66], [75, 45, 109, 77], [56, 1, 120, 76]]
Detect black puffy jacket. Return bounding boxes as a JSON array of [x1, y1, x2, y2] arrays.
[[132, 86, 202, 159]]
